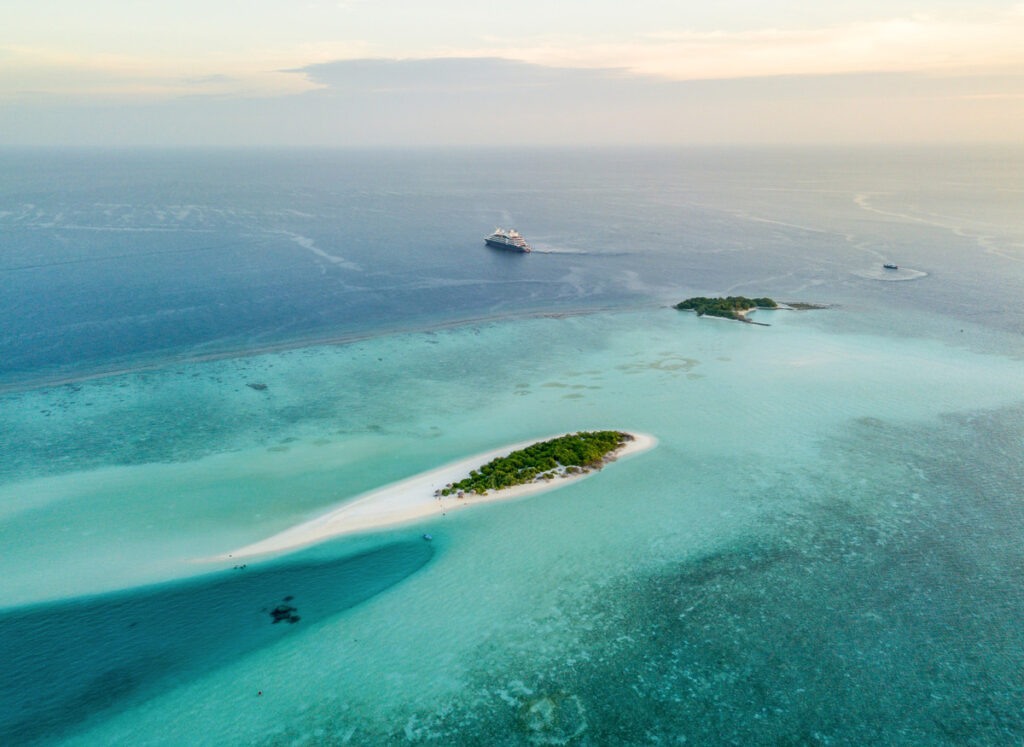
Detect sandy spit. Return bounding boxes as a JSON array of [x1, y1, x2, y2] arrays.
[[211, 432, 657, 561]]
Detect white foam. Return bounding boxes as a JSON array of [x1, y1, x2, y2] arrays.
[[850, 267, 928, 281]]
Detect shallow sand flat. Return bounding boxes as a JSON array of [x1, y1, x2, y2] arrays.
[[215, 432, 657, 560]]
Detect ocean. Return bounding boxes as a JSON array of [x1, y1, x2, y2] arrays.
[[1, 146, 1022, 744]]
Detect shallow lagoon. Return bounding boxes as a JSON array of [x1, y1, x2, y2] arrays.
[[3, 305, 1023, 743]]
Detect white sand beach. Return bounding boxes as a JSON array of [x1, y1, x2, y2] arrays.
[[214, 432, 657, 560]]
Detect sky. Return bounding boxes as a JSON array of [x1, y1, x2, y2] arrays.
[[1, 0, 1023, 146]]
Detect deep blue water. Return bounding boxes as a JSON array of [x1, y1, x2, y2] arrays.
[[2, 147, 1021, 386], [0, 541, 433, 743]]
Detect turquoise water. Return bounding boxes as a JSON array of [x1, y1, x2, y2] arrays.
[[3, 305, 1023, 743], [2, 147, 1024, 743]]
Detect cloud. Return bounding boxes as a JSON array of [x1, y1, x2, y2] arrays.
[[5, 8, 1024, 104], [291, 56, 1024, 105], [2, 57, 1022, 147], [292, 56, 623, 94], [0, 48, 315, 101], [0, 42, 369, 102], [180, 74, 232, 86], [462, 14, 1024, 81]]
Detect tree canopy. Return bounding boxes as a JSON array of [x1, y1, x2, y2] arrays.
[[674, 296, 777, 319], [441, 431, 630, 496]]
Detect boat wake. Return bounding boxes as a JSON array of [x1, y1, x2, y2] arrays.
[[533, 247, 590, 255], [851, 267, 928, 281]]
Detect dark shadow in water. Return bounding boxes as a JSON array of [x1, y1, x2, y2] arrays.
[[0, 540, 434, 744]]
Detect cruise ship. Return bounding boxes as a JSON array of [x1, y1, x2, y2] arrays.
[[484, 228, 531, 253]]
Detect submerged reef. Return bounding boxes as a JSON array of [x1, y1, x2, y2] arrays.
[[268, 405, 1024, 745]]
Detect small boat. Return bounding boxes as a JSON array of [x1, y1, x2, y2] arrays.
[[422, 534, 433, 541], [883, 263, 898, 270]]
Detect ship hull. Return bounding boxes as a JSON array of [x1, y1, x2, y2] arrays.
[[484, 238, 530, 253]]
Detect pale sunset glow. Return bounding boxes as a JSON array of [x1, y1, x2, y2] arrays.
[[2, 1, 1022, 144]]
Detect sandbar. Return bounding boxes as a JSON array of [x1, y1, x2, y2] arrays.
[[213, 431, 657, 560]]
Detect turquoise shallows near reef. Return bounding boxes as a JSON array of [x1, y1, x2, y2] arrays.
[[216, 431, 656, 560], [1, 147, 1023, 744], [2, 307, 1023, 743]]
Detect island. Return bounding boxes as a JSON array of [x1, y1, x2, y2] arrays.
[[674, 296, 778, 321], [211, 431, 656, 560], [441, 430, 630, 496], [782, 301, 828, 311]]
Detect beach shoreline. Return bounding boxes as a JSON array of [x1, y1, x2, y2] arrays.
[[210, 431, 658, 561]]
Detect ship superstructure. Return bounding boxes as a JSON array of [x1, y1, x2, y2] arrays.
[[484, 228, 531, 253]]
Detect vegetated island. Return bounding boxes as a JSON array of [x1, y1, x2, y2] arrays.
[[782, 301, 828, 311], [439, 430, 631, 496], [675, 296, 778, 325], [212, 431, 656, 560]]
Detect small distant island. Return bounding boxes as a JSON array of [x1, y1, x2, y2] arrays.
[[675, 296, 778, 322], [440, 430, 631, 496], [783, 301, 828, 311]]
